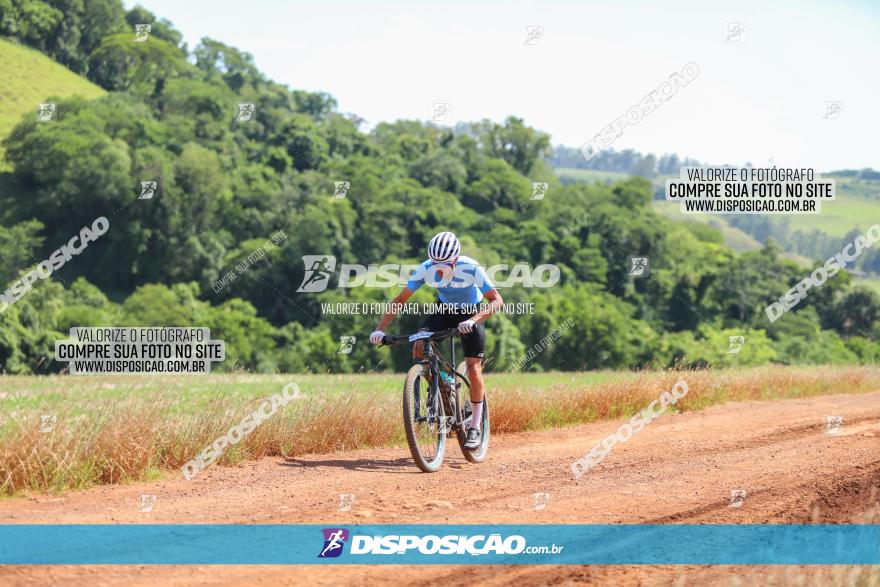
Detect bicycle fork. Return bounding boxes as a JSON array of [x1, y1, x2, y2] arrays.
[[414, 360, 439, 424], [414, 354, 456, 434]]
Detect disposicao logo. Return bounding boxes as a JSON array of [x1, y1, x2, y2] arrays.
[[318, 528, 349, 558], [316, 529, 562, 558], [296, 255, 559, 292]]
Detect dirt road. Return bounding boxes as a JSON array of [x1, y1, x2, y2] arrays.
[[2, 391, 879, 586]]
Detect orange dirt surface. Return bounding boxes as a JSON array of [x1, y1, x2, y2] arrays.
[[1, 391, 879, 586]]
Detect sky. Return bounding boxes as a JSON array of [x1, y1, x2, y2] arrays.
[[125, 0, 879, 171]]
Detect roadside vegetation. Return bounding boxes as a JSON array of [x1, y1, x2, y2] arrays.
[[1, 366, 877, 495]]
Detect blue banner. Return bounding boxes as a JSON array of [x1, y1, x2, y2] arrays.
[[1, 524, 878, 565]]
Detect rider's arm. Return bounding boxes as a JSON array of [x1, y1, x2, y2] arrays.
[[375, 287, 414, 332], [470, 288, 503, 323]]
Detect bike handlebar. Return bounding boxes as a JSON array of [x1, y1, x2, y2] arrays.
[[382, 328, 459, 346]]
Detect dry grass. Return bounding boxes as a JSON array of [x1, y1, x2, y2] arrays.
[[1, 366, 878, 495], [490, 366, 880, 433], [0, 390, 399, 494]]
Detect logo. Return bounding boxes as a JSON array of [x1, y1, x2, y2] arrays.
[[571, 379, 689, 479], [139, 181, 157, 200], [825, 415, 844, 434], [39, 414, 57, 432], [297, 255, 337, 292], [318, 528, 349, 558], [580, 62, 699, 162], [530, 182, 549, 200], [181, 383, 300, 480], [524, 25, 544, 45], [822, 101, 843, 120], [765, 225, 880, 323], [431, 102, 450, 122], [727, 335, 745, 354], [237, 103, 256, 122], [533, 492, 550, 511], [134, 24, 152, 42], [350, 533, 532, 555], [332, 181, 350, 199], [296, 258, 560, 293], [580, 141, 600, 163], [139, 494, 156, 512], [338, 493, 355, 512], [36, 103, 56, 122], [1, 217, 110, 314], [728, 489, 747, 508], [724, 22, 744, 43], [337, 336, 356, 354], [439, 415, 455, 435], [628, 256, 649, 277]]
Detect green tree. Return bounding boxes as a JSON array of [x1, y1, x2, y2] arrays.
[[0, 220, 43, 284], [828, 287, 880, 338], [87, 32, 191, 93], [473, 117, 550, 176]]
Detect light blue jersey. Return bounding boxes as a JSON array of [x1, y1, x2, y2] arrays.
[[406, 255, 495, 306]]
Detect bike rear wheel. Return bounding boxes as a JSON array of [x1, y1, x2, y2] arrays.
[[454, 361, 490, 463], [402, 363, 446, 473]]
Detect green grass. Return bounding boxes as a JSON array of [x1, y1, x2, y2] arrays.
[[0, 370, 627, 418], [784, 177, 880, 237], [0, 38, 106, 169]]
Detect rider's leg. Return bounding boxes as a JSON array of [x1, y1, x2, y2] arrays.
[[466, 357, 485, 431], [465, 357, 484, 403], [459, 320, 486, 448], [461, 317, 486, 433]]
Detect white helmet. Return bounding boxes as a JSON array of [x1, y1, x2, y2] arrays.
[[427, 231, 461, 263]]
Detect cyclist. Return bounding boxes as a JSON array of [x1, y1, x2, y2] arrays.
[[370, 231, 503, 450]]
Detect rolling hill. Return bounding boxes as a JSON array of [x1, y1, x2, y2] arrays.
[[556, 165, 880, 273], [0, 38, 106, 169]]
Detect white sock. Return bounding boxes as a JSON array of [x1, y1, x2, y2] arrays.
[[470, 400, 483, 431]]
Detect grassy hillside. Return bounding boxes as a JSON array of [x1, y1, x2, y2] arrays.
[[785, 176, 880, 237], [560, 165, 879, 270], [0, 39, 106, 169], [653, 200, 763, 252], [655, 176, 880, 247], [666, 174, 878, 242], [557, 167, 801, 258]]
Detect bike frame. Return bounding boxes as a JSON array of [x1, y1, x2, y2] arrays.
[[385, 328, 488, 471], [386, 329, 471, 428]]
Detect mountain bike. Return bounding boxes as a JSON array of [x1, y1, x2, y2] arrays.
[[381, 328, 490, 472]]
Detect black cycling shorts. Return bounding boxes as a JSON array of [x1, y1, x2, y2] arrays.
[[419, 307, 485, 359]]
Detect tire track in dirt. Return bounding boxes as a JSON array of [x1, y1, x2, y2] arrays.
[[1, 391, 879, 586]]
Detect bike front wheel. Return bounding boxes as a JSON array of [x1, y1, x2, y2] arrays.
[[402, 363, 446, 473]]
